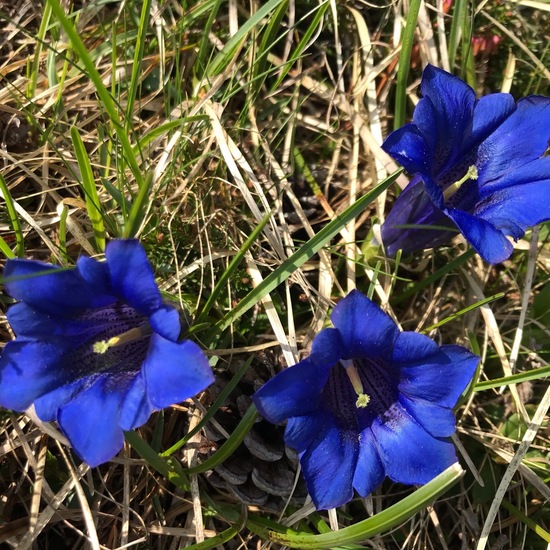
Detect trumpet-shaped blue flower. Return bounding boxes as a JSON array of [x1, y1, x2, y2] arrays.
[[381, 64, 550, 264], [253, 290, 478, 510], [0, 240, 214, 467]]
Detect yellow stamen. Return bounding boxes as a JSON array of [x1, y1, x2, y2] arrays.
[[443, 165, 478, 201], [341, 360, 371, 409], [93, 325, 151, 354]]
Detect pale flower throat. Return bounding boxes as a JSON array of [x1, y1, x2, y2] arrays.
[[93, 324, 153, 354], [341, 359, 371, 408], [443, 165, 478, 201]]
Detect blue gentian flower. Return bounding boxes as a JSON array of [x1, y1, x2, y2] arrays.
[[253, 290, 478, 510], [0, 240, 214, 467], [381, 64, 550, 264]]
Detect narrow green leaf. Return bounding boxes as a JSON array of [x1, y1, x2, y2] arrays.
[[124, 430, 189, 489], [28, 1, 53, 99], [448, 0, 468, 69], [161, 357, 253, 456], [58, 204, 69, 264], [260, 464, 464, 548], [0, 236, 15, 259], [125, 0, 153, 131], [123, 172, 154, 239], [70, 126, 106, 251], [184, 508, 247, 550], [46, 0, 145, 219], [206, 0, 288, 78], [391, 248, 475, 305], [271, 2, 330, 91], [196, 211, 273, 325], [217, 169, 402, 331], [475, 365, 550, 392], [250, 0, 289, 99], [422, 292, 505, 332], [182, 405, 258, 475], [501, 499, 550, 543], [394, 0, 422, 129], [0, 172, 24, 257]]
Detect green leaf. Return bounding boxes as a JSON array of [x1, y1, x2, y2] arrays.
[[70, 126, 106, 251], [182, 404, 258, 475], [252, 464, 464, 548], [217, 169, 403, 331], [394, 0, 422, 129], [206, 0, 288, 78], [0, 172, 24, 257]]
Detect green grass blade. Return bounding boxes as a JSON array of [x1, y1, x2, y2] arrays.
[[501, 499, 550, 543], [475, 365, 550, 392], [125, 0, 152, 131], [448, 0, 468, 70], [46, 0, 145, 197], [123, 172, 154, 238], [124, 430, 189, 489], [28, 1, 53, 99], [206, 0, 288, 78], [161, 357, 253, 457], [0, 173, 24, 258], [254, 464, 464, 548], [182, 405, 258, 475], [184, 510, 247, 550], [394, 0, 422, 129], [196, 211, 273, 325], [70, 126, 106, 251], [196, 0, 224, 75], [217, 169, 402, 331], [422, 292, 505, 332], [0, 236, 15, 259], [391, 248, 476, 305], [270, 1, 330, 91]]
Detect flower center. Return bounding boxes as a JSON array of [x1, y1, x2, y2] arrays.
[[341, 359, 370, 408], [443, 165, 478, 201], [93, 324, 153, 354], [322, 358, 399, 434]]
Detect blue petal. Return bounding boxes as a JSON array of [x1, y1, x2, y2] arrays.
[[330, 290, 398, 358], [398, 394, 456, 437], [119, 372, 154, 430], [0, 340, 68, 411], [253, 358, 331, 424], [382, 124, 432, 175], [309, 327, 344, 366], [7, 303, 97, 339], [105, 240, 162, 316], [285, 411, 330, 453], [34, 378, 87, 421], [352, 428, 385, 497], [4, 260, 112, 315], [144, 336, 213, 409], [417, 65, 476, 172], [392, 331, 440, 364], [372, 403, 457, 485], [149, 305, 181, 342], [462, 93, 515, 153], [398, 343, 479, 408], [478, 156, 550, 194], [76, 255, 113, 296], [477, 96, 550, 187], [381, 175, 457, 257], [475, 181, 550, 240], [7, 303, 59, 338], [58, 376, 124, 467], [448, 208, 513, 264], [300, 419, 358, 509]]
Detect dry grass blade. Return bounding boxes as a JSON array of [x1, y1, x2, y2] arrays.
[[476, 383, 550, 550]]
